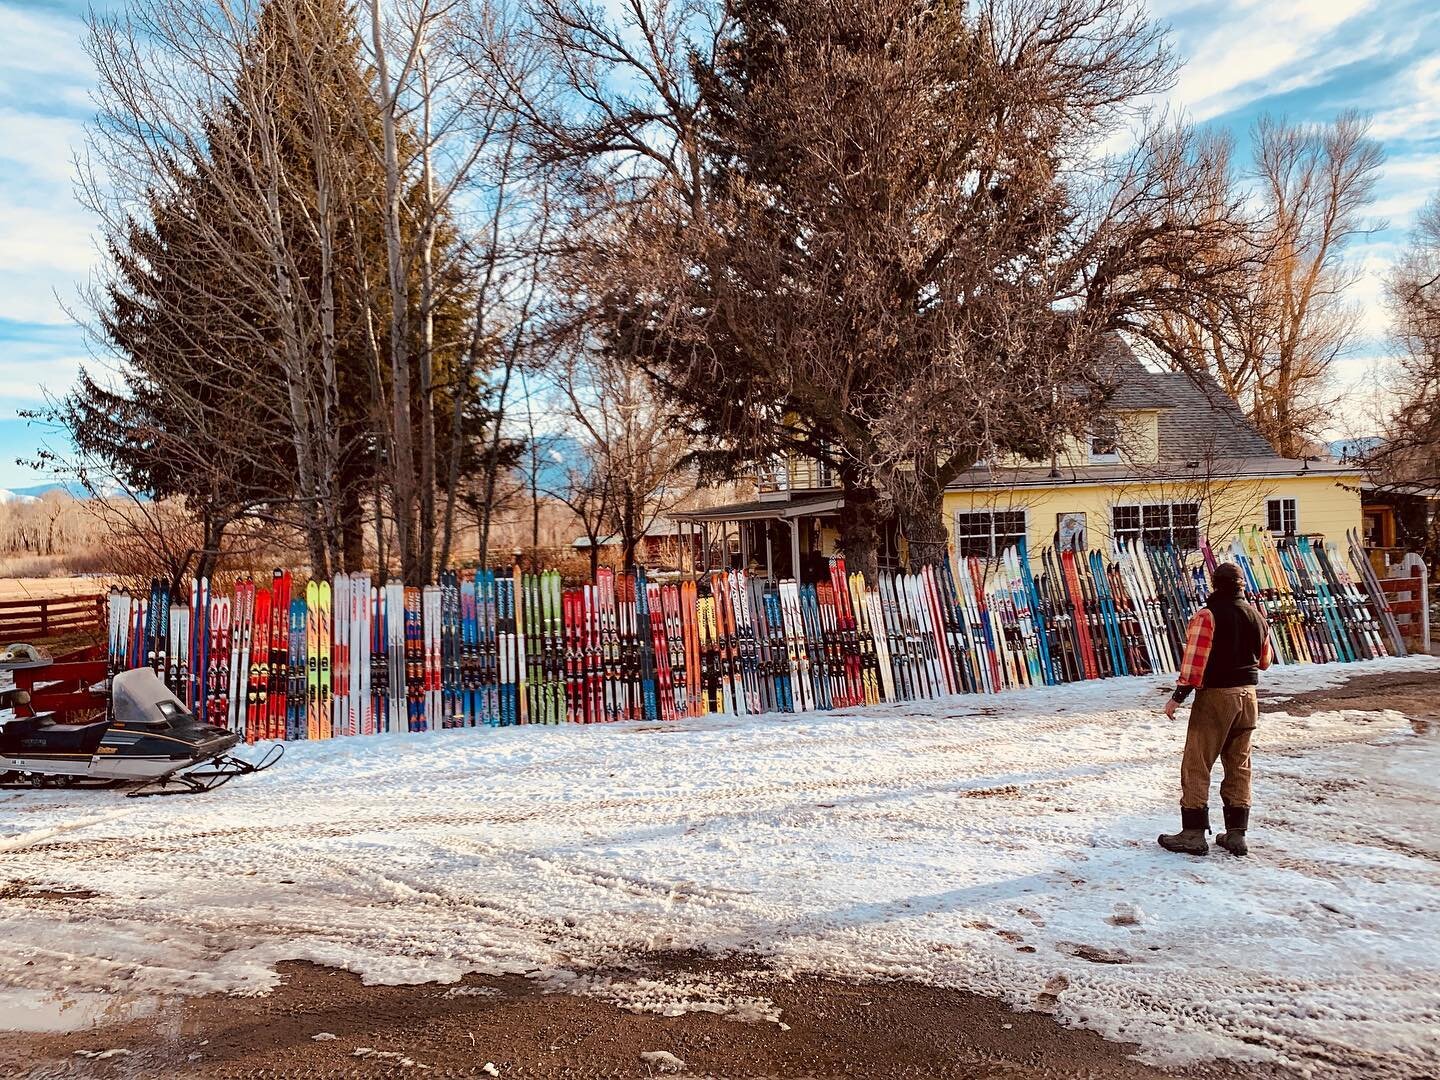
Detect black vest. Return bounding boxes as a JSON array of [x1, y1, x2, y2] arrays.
[[1202, 593, 1266, 689]]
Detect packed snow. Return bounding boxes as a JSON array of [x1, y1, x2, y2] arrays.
[[3, 657, 1439, 1078]]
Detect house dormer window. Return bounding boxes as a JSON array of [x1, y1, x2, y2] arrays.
[[1089, 419, 1120, 463]]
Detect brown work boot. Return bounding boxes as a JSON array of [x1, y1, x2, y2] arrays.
[[1158, 806, 1209, 855], [1215, 805, 1249, 856]]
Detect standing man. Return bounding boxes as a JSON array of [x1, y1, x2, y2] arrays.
[[1158, 562, 1274, 856]]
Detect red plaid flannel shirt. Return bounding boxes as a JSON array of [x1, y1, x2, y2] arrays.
[[1174, 607, 1273, 700]]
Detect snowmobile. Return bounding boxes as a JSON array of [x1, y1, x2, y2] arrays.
[[0, 667, 281, 796]]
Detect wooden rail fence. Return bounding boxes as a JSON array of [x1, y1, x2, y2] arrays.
[[1379, 554, 1431, 654], [0, 593, 105, 642]]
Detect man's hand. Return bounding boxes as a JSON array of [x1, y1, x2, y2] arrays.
[[1163, 698, 1179, 720]]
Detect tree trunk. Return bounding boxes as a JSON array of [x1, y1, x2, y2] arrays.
[[902, 470, 949, 569], [478, 357, 518, 570], [836, 480, 882, 581], [340, 466, 366, 573], [621, 487, 639, 570], [417, 58, 438, 583], [196, 511, 227, 583], [369, 0, 417, 582], [373, 467, 387, 577], [531, 455, 541, 549]]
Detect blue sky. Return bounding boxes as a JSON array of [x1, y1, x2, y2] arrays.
[[1, 0, 1438, 488]]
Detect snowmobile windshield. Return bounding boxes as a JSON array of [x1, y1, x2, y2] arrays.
[[111, 669, 191, 729]]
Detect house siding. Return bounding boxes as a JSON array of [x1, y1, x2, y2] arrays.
[[943, 473, 1362, 555]]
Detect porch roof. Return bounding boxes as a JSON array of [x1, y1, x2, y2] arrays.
[[668, 491, 845, 524]]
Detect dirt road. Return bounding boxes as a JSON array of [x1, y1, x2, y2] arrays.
[[3, 956, 1281, 1079]]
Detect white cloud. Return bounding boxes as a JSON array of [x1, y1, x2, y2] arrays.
[[0, 107, 85, 185], [1369, 55, 1440, 139], [0, 346, 88, 409], [0, 3, 92, 84], [0, 196, 96, 325], [0, 2, 97, 343], [1157, 0, 1379, 119], [0, 203, 93, 272]]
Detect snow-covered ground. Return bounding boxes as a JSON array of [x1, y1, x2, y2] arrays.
[[3, 658, 1439, 1077]]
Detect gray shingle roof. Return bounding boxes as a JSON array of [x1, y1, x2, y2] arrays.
[[1150, 372, 1279, 460], [1098, 337, 1280, 461], [1094, 337, 1179, 410]]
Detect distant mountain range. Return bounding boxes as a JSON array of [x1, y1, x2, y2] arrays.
[[0, 481, 97, 500], [0, 445, 584, 504], [1326, 437, 1382, 463]]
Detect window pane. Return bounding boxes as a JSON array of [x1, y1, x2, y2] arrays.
[[1267, 498, 1297, 535], [1111, 506, 1138, 547], [1141, 504, 1169, 546], [957, 536, 992, 557], [954, 512, 993, 558], [1172, 503, 1199, 550], [954, 512, 988, 538], [996, 511, 1026, 542]]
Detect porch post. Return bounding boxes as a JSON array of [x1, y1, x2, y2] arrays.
[[790, 515, 802, 582]]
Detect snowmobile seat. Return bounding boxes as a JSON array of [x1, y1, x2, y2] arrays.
[[0, 715, 110, 755]]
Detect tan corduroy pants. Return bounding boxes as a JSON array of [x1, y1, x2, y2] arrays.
[[1180, 686, 1258, 809]]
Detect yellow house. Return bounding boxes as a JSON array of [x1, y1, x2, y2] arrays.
[[944, 342, 1363, 559], [671, 340, 1363, 575]]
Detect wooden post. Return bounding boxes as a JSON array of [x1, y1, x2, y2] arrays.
[[790, 516, 802, 583], [1401, 553, 1430, 652]]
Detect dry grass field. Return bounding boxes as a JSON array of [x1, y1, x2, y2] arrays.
[[0, 572, 102, 601]]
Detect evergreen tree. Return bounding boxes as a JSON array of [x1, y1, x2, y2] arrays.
[[62, 0, 487, 576]]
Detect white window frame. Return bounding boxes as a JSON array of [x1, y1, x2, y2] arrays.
[[1266, 497, 1298, 536], [1088, 419, 1121, 463], [953, 509, 1029, 558], [1111, 501, 1201, 550]]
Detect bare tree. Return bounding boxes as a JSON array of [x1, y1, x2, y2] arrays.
[[522, 0, 1256, 573], [1371, 191, 1440, 499], [361, 0, 542, 580], [66, 0, 536, 581], [1145, 112, 1382, 457], [554, 346, 693, 569], [550, 452, 612, 578], [76, 0, 405, 575]]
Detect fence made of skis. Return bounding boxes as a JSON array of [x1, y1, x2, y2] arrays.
[[106, 527, 1407, 743]]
